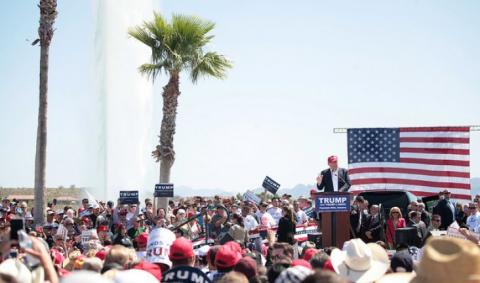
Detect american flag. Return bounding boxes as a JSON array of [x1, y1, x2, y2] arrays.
[[347, 126, 471, 200]]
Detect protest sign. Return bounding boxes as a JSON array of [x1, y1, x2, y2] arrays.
[[163, 266, 211, 283], [262, 176, 280, 194], [244, 190, 261, 205], [119, 190, 139, 204], [154, 183, 174, 198], [315, 193, 351, 212]]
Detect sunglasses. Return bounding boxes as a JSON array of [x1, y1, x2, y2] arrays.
[[392, 211, 399, 214], [432, 219, 440, 222]]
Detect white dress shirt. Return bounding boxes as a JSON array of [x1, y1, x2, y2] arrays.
[[331, 169, 339, 191], [467, 211, 480, 233]]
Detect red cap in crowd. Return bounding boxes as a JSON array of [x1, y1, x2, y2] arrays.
[[133, 261, 162, 281], [224, 241, 243, 255], [328, 155, 338, 163], [97, 225, 109, 233], [323, 259, 335, 272], [292, 259, 312, 270], [303, 248, 318, 262], [136, 232, 149, 248], [169, 237, 195, 260], [215, 244, 242, 269], [95, 250, 107, 261], [234, 256, 258, 278], [51, 249, 65, 266]]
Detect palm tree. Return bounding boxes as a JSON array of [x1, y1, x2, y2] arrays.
[[129, 13, 232, 211], [33, 0, 57, 225]]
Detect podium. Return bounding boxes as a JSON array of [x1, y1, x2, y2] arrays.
[[314, 192, 351, 248]]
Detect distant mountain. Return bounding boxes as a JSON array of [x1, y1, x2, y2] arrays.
[[174, 186, 235, 197], [175, 177, 480, 198], [250, 184, 315, 198]]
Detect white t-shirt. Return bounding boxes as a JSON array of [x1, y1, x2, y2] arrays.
[[244, 214, 259, 231], [267, 207, 282, 225], [295, 209, 308, 224], [467, 211, 480, 233], [257, 211, 276, 228]]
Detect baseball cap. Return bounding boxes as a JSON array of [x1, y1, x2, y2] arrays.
[[133, 261, 162, 281], [292, 259, 312, 270], [136, 232, 149, 247], [95, 250, 107, 261], [328, 155, 338, 163], [303, 248, 318, 262], [97, 225, 109, 233], [215, 244, 242, 269], [234, 256, 258, 278], [169, 237, 194, 260]]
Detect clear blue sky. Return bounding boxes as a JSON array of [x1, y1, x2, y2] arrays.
[[1, 1, 479, 193]]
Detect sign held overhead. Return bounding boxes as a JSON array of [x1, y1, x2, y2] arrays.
[[262, 176, 280, 194]]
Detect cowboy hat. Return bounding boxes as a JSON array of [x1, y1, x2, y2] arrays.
[[412, 237, 480, 283], [376, 237, 480, 283], [330, 239, 389, 283]]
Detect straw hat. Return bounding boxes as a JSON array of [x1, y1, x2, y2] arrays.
[[330, 239, 389, 283], [376, 237, 480, 283], [412, 237, 480, 283]]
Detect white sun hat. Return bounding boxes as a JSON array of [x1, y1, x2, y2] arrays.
[[330, 238, 389, 283]]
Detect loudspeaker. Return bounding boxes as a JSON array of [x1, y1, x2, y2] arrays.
[[307, 232, 322, 249]]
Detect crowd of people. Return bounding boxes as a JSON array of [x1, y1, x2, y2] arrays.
[[0, 189, 480, 283]]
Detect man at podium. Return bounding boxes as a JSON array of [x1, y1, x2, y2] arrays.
[[316, 155, 351, 192]]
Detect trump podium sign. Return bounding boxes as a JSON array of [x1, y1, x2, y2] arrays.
[[315, 193, 351, 213]]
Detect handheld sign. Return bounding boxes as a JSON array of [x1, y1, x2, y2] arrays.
[[119, 190, 139, 205], [315, 193, 351, 213], [262, 176, 280, 194], [154, 183, 174, 198], [244, 190, 261, 205]]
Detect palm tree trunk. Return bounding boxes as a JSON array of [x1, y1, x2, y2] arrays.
[[155, 72, 180, 213], [34, 0, 57, 225]]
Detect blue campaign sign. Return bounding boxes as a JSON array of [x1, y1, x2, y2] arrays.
[[154, 183, 174, 197], [262, 176, 280, 194], [315, 193, 351, 212]]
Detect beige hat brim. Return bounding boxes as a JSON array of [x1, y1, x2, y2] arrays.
[[331, 243, 390, 283]]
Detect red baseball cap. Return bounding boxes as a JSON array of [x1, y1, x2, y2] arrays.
[[97, 225, 109, 233], [292, 259, 312, 270], [169, 237, 194, 260], [95, 250, 107, 261], [51, 250, 65, 265], [234, 256, 258, 278], [215, 244, 242, 269], [328, 155, 338, 163], [323, 259, 335, 272], [224, 241, 243, 255], [133, 261, 162, 281], [303, 248, 318, 262], [136, 232, 149, 247]]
